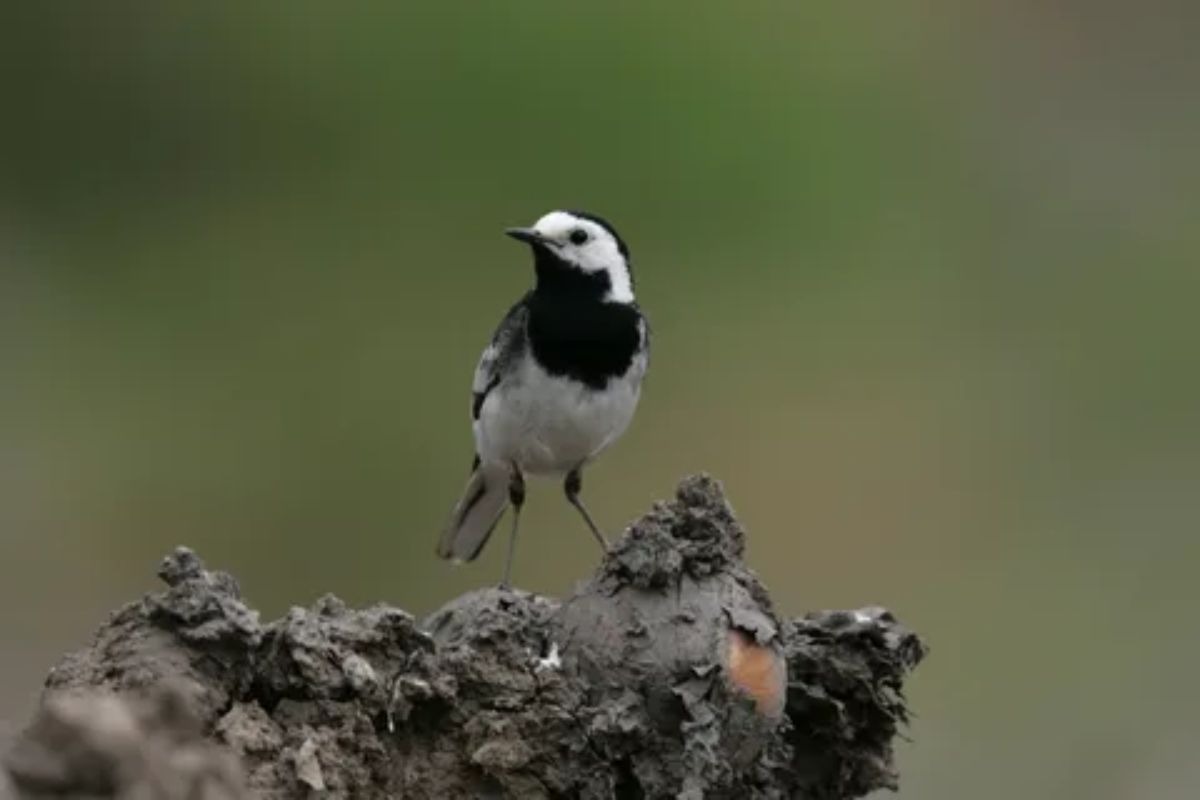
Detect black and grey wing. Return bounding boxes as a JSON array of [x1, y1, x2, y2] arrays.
[[634, 305, 651, 368], [470, 293, 530, 424], [437, 296, 530, 563]]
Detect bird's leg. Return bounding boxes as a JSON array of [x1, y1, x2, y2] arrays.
[[500, 467, 526, 589], [564, 468, 609, 552]]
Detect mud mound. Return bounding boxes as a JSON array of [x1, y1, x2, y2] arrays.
[[2, 475, 925, 799]]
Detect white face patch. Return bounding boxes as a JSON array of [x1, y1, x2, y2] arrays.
[[531, 211, 634, 304]]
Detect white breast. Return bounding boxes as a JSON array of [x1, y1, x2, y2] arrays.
[[474, 354, 645, 476]]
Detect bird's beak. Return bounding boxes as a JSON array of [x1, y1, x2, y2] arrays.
[[505, 227, 548, 246]]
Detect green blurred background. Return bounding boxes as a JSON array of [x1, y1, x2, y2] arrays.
[[2, 3, 1197, 797]]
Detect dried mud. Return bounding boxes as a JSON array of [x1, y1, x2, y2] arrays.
[[2, 475, 925, 799]]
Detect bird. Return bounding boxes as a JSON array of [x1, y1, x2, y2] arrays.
[[437, 210, 649, 587]]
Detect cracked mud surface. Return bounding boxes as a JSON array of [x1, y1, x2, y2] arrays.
[[1, 475, 925, 799]]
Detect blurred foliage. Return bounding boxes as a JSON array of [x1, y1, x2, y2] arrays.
[[1, 3, 1197, 798]]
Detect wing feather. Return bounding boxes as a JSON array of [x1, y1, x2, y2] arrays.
[[470, 294, 530, 421]]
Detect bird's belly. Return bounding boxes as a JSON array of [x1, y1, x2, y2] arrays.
[[476, 362, 641, 476]]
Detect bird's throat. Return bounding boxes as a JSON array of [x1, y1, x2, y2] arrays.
[[532, 247, 614, 301]]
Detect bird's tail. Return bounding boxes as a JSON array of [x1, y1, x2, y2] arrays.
[[437, 461, 510, 562]]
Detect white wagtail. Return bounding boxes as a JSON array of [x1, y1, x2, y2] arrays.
[[437, 210, 649, 587]]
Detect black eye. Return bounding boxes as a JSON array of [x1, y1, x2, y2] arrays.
[[569, 228, 589, 245]]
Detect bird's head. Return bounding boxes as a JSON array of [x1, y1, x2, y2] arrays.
[[506, 210, 634, 303]]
